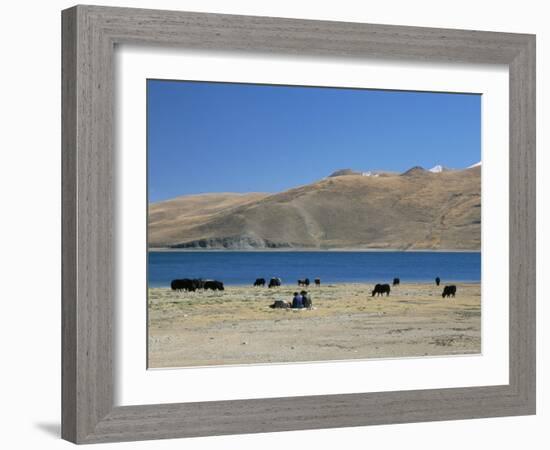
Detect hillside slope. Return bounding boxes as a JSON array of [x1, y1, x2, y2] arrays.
[[148, 167, 481, 250]]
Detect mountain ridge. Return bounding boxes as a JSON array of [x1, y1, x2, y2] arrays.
[[149, 166, 481, 251]]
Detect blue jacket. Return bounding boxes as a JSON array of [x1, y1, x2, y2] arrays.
[[292, 294, 303, 308]]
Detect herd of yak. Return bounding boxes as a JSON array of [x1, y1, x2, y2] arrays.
[[170, 278, 224, 291], [371, 277, 457, 298], [170, 275, 458, 298]]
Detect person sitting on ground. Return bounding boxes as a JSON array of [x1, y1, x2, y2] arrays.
[[270, 300, 290, 309], [301, 290, 312, 309], [292, 291, 303, 309]]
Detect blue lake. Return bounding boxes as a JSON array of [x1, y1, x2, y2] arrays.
[[148, 251, 481, 287]]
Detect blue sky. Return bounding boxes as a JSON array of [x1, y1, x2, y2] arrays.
[[148, 80, 480, 202]]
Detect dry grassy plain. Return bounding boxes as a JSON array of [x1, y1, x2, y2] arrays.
[[148, 282, 481, 368]]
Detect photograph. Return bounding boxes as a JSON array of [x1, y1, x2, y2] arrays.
[[146, 79, 482, 368], [1, 0, 540, 446]]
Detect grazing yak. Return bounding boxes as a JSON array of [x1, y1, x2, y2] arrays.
[[393, 277, 400, 286], [297, 278, 310, 287], [253, 278, 266, 287], [442, 285, 457, 298], [372, 283, 391, 297], [268, 277, 282, 288], [314, 278, 321, 287], [192, 279, 205, 290], [204, 280, 224, 291], [171, 279, 197, 292], [435, 276, 441, 286]]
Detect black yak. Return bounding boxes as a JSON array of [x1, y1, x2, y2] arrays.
[[442, 285, 457, 298], [253, 278, 266, 287], [204, 280, 224, 291], [372, 283, 391, 296], [171, 279, 196, 292]]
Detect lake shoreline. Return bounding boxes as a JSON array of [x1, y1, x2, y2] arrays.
[[148, 251, 481, 287], [149, 280, 482, 288], [149, 247, 481, 253]]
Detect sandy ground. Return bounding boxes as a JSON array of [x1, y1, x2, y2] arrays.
[[148, 282, 480, 368]]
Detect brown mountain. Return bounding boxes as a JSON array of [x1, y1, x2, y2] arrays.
[[148, 166, 481, 250]]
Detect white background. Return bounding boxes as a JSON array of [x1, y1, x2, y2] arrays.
[[0, 0, 547, 449], [116, 48, 509, 405]]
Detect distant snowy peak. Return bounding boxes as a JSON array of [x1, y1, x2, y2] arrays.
[[328, 164, 478, 179], [429, 164, 448, 173], [327, 169, 390, 178], [430, 162, 480, 172]]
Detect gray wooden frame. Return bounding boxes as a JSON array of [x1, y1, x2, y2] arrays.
[[62, 4, 536, 444]]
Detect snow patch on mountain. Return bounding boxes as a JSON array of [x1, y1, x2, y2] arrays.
[[429, 165, 446, 173]]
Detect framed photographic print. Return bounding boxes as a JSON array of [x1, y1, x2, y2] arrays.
[[62, 5, 536, 444]]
